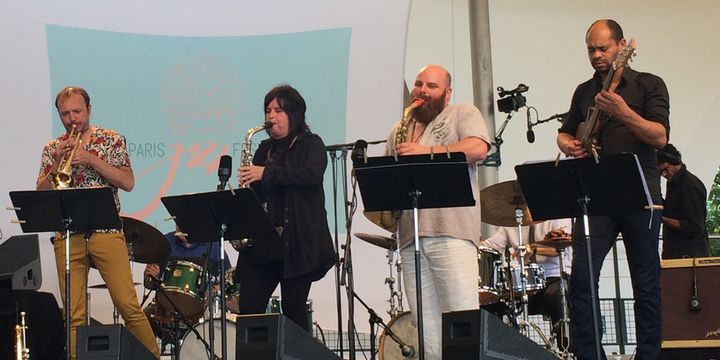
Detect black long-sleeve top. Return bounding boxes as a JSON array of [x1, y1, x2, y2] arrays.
[[662, 164, 709, 259]]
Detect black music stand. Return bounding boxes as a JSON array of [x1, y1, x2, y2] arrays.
[[354, 153, 475, 360], [161, 188, 280, 360], [514, 153, 652, 360], [9, 187, 121, 360]]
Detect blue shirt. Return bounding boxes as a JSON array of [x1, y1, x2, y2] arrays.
[[164, 231, 231, 274]]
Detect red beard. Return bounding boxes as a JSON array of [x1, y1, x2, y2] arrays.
[[412, 94, 446, 125]]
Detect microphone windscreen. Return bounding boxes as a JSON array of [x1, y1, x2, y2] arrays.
[[218, 155, 232, 178], [526, 130, 535, 143]]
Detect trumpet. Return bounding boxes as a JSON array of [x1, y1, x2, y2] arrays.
[[52, 126, 82, 189], [15, 311, 29, 360]]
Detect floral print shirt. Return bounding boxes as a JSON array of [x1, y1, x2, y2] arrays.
[[39, 127, 131, 231]]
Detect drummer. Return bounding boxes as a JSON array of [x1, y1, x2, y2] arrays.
[[479, 218, 573, 346], [143, 226, 231, 290]]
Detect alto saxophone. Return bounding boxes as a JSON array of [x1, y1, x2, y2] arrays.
[[15, 311, 29, 360], [230, 122, 272, 251]]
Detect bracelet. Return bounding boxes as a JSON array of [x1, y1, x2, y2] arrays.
[[429, 145, 435, 160]]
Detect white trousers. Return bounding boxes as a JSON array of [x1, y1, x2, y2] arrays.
[[400, 236, 479, 360]]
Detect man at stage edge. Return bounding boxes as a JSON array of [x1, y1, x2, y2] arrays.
[[657, 143, 709, 259], [37, 86, 160, 359], [385, 64, 491, 359], [557, 19, 669, 360]]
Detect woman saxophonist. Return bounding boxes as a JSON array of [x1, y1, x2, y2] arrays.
[[233, 84, 336, 332]]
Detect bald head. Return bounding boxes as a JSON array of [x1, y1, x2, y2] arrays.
[[586, 19, 624, 43], [417, 64, 452, 88]]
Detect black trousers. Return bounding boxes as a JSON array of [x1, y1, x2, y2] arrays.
[[570, 210, 662, 360], [235, 260, 314, 332]]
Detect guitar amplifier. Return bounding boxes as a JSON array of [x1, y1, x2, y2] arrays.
[[660, 257, 720, 349]]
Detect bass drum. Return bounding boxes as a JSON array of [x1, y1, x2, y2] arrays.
[[178, 318, 236, 359], [379, 311, 418, 360]]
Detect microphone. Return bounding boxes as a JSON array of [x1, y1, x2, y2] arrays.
[[217, 155, 232, 190], [526, 108, 535, 143], [401, 344, 415, 357], [351, 139, 368, 165], [498, 83, 529, 97]]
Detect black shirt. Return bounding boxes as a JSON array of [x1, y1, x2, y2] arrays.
[[559, 68, 670, 199], [662, 164, 709, 259]]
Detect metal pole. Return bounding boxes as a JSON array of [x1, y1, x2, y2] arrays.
[[468, 0, 499, 236]]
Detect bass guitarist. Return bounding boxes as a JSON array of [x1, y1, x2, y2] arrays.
[[556, 19, 669, 360]]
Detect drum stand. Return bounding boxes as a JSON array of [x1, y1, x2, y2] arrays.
[[555, 246, 573, 359], [511, 207, 557, 352], [385, 248, 404, 318]]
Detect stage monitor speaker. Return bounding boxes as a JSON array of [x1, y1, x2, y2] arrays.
[[236, 313, 340, 360], [660, 257, 720, 350], [442, 309, 557, 360], [76, 324, 154, 360], [0, 234, 41, 290]]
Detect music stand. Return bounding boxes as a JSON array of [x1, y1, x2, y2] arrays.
[[161, 188, 280, 360], [514, 153, 652, 359], [354, 153, 475, 360], [9, 187, 121, 360]]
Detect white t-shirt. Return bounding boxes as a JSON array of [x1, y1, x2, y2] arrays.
[[480, 218, 573, 278], [385, 103, 492, 249]]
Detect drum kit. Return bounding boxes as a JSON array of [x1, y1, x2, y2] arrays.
[[86, 216, 273, 358], [357, 180, 574, 359], [480, 180, 573, 358]]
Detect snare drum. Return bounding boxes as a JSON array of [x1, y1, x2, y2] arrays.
[[225, 267, 241, 313], [507, 263, 546, 294], [158, 260, 205, 316], [477, 246, 504, 305], [378, 311, 418, 360]]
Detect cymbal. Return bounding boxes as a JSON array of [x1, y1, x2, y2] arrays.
[[534, 239, 573, 249], [122, 216, 171, 264], [354, 232, 397, 251], [363, 210, 398, 233], [89, 282, 141, 289], [480, 180, 537, 227]]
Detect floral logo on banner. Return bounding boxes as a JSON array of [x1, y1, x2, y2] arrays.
[[161, 49, 244, 137]]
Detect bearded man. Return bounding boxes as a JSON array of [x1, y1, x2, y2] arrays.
[[384, 64, 491, 359]]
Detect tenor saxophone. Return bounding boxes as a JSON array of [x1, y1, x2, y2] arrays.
[[230, 122, 272, 251], [365, 98, 426, 233]]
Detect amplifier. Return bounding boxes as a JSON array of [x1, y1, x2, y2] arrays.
[[661, 257, 720, 349]]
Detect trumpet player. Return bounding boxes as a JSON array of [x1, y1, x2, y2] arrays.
[[233, 84, 336, 333], [36, 86, 159, 359], [384, 65, 491, 359]]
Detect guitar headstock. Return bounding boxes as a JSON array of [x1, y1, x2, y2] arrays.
[[613, 38, 637, 71]]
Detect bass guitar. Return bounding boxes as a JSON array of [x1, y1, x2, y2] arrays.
[[576, 39, 637, 162]]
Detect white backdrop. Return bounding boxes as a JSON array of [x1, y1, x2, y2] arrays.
[[2, 0, 720, 352]]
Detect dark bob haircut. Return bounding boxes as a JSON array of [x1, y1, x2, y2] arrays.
[[264, 84, 309, 136]]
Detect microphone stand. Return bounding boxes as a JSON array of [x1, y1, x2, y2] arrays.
[[327, 148, 345, 359], [480, 111, 514, 167], [352, 291, 414, 359]]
